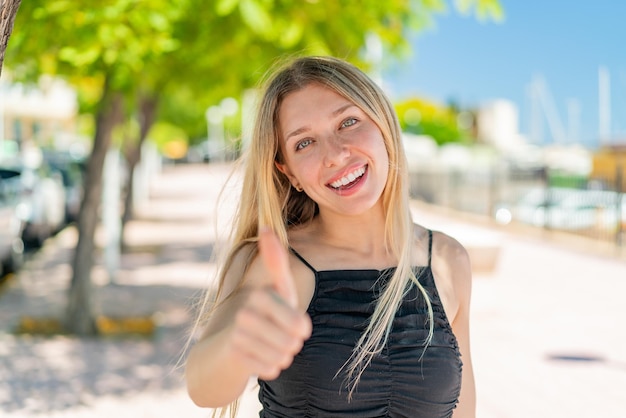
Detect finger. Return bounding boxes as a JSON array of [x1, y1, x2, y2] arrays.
[[231, 325, 296, 377], [258, 227, 298, 308], [231, 331, 284, 380], [239, 292, 311, 345]]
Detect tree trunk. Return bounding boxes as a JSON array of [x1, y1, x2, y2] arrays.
[[0, 0, 22, 76], [66, 79, 123, 336], [121, 94, 158, 230]]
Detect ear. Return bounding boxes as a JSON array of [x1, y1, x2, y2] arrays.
[[275, 160, 298, 187]]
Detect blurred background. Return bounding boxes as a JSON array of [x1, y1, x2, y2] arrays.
[[0, 1, 625, 417]]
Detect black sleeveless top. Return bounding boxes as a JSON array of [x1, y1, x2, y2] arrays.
[[258, 231, 462, 417]]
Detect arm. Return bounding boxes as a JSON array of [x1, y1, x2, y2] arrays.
[[185, 231, 312, 408], [447, 237, 476, 418], [431, 231, 476, 418]]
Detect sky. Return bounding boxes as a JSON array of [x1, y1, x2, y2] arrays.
[[383, 0, 626, 150]]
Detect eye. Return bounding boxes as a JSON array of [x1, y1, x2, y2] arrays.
[[341, 117, 358, 128], [295, 138, 313, 151]]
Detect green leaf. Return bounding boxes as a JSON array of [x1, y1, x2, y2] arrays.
[[216, 0, 240, 16], [147, 12, 170, 31], [239, 0, 273, 37], [454, 0, 504, 21], [58, 46, 101, 67], [6, 0, 503, 154], [279, 20, 304, 48]]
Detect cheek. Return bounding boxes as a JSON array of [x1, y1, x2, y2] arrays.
[[363, 131, 388, 158], [368, 134, 390, 175], [294, 156, 320, 179], [283, 153, 318, 182]]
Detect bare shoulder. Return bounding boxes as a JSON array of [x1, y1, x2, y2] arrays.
[[410, 224, 469, 270], [222, 236, 314, 309], [219, 242, 264, 300], [426, 228, 473, 321], [431, 230, 472, 284], [432, 230, 470, 269]]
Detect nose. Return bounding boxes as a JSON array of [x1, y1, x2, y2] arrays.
[[322, 135, 350, 168]]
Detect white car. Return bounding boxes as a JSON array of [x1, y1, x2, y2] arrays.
[[18, 162, 67, 247], [0, 168, 25, 275], [496, 187, 625, 231]]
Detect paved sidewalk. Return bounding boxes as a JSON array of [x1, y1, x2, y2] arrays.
[[1, 162, 625, 418], [414, 206, 626, 418], [0, 162, 258, 418]]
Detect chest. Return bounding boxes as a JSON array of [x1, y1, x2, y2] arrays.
[[259, 268, 463, 417]]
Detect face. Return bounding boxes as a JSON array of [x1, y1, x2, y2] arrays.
[[276, 83, 389, 217]]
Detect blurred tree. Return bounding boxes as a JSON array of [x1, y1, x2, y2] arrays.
[[5, 0, 502, 336], [395, 97, 474, 145], [0, 0, 21, 76], [7, 0, 186, 335]]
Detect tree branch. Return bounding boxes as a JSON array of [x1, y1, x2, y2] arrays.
[[0, 0, 22, 76]]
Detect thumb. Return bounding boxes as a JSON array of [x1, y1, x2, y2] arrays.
[[258, 227, 298, 308]]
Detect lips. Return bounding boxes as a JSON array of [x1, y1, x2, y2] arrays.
[[327, 165, 367, 189]]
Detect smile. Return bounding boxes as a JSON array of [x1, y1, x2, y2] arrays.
[[328, 166, 367, 189]]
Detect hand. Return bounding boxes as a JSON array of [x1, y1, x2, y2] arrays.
[[228, 227, 312, 380]]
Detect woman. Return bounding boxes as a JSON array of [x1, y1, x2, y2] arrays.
[[185, 56, 475, 418]]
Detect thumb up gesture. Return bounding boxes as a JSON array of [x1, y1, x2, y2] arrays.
[[229, 227, 312, 380], [258, 227, 300, 309]]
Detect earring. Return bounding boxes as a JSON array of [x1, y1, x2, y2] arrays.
[[294, 184, 303, 192]]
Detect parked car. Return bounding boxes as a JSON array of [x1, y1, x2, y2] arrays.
[[16, 161, 67, 248], [495, 187, 625, 231], [0, 168, 25, 275], [42, 150, 86, 223]]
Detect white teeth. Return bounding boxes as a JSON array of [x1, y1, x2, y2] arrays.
[[330, 166, 366, 188]]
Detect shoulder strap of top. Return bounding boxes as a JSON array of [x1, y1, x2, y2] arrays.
[[289, 247, 318, 274], [428, 229, 433, 267]]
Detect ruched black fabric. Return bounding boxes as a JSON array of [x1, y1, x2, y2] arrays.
[[258, 231, 463, 417]]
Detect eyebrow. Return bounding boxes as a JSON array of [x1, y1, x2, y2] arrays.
[[284, 103, 357, 142]]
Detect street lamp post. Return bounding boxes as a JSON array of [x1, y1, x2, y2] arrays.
[[205, 97, 239, 162]]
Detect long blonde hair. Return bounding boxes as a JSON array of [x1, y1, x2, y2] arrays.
[[198, 55, 433, 416]]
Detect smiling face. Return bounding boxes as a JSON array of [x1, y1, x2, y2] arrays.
[[275, 83, 389, 218]]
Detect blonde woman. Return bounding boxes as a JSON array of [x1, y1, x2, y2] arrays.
[[185, 56, 475, 418]]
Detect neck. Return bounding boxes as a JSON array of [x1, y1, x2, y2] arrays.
[[314, 203, 389, 258]]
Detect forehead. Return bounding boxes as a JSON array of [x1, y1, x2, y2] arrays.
[[278, 84, 353, 129]]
